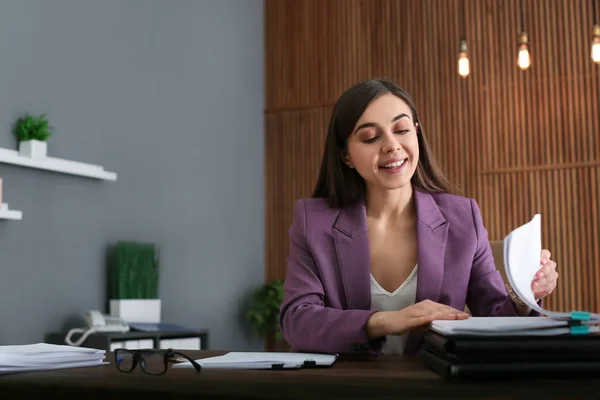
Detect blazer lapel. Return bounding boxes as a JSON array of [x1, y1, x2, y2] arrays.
[[332, 200, 371, 311], [405, 189, 449, 355]]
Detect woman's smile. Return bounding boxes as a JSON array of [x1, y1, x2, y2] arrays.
[[378, 157, 409, 174]]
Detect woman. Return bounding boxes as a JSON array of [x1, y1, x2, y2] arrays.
[[279, 79, 559, 356]]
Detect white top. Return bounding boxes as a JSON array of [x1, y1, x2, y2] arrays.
[[370, 265, 418, 355]]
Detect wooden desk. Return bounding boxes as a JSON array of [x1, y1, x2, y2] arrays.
[[0, 351, 598, 399]]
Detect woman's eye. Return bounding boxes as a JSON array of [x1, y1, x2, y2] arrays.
[[363, 136, 377, 143], [395, 130, 409, 135]]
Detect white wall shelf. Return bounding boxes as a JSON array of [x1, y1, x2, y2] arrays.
[[0, 203, 22, 220], [0, 147, 117, 181]]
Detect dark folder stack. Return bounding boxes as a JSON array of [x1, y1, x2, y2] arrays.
[[419, 329, 600, 380]]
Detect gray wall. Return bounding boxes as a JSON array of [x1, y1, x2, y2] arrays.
[[0, 0, 265, 351]]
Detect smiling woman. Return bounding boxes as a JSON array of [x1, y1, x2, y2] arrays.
[[279, 79, 559, 357]]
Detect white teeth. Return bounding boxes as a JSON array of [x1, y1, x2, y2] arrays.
[[381, 159, 406, 168]]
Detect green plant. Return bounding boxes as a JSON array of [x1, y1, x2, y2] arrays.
[[246, 279, 285, 341], [12, 113, 52, 142], [109, 241, 159, 299]]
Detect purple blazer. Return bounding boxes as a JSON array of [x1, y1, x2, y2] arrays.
[[279, 188, 535, 356]]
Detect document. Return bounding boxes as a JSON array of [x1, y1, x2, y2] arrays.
[[172, 351, 338, 370], [431, 317, 600, 336], [430, 214, 600, 337], [0, 343, 107, 374]]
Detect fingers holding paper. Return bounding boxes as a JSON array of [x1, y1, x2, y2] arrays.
[[532, 249, 558, 300]]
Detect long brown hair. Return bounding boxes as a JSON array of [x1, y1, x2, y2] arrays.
[[312, 79, 457, 209]]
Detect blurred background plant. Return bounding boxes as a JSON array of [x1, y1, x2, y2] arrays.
[[109, 241, 159, 299], [246, 278, 284, 341]]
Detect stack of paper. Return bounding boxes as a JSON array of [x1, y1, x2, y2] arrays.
[[431, 316, 600, 336], [430, 214, 600, 337], [0, 343, 107, 374], [172, 351, 338, 370]]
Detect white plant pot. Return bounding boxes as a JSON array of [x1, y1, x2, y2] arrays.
[[19, 140, 47, 158], [109, 299, 161, 323]]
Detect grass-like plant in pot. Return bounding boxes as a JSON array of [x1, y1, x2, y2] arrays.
[[108, 241, 161, 323], [13, 113, 53, 159], [246, 278, 286, 349]]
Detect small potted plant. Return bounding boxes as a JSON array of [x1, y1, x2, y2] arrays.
[[12, 113, 52, 159], [108, 241, 161, 323], [246, 278, 287, 350]]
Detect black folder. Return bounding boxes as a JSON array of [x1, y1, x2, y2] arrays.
[[420, 330, 600, 380], [423, 330, 600, 360], [420, 347, 600, 380]]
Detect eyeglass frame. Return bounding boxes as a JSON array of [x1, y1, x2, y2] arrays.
[[114, 348, 201, 375]]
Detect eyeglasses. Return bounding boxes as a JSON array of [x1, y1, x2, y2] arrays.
[[114, 348, 201, 375]]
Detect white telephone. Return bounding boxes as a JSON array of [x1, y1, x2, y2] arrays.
[[65, 310, 130, 346]]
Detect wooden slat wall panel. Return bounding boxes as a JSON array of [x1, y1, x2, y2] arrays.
[[265, 0, 600, 314], [265, 109, 332, 281]]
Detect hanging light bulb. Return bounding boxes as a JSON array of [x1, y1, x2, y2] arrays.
[[517, 32, 530, 70], [593, 0, 600, 63], [592, 25, 600, 63], [458, 38, 469, 78]]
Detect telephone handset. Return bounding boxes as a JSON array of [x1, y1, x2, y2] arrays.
[[65, 310, 130, 346]]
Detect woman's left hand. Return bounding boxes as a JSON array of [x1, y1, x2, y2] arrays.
[[532, 249, 559, 300]]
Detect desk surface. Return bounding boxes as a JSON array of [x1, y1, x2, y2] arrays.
[[1, 351, 599, 400]]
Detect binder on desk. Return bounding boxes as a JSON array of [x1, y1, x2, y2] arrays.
[[420, 346, 600, 380], [422, 330, 600, 362], [422, 320, 600, 380], [171, 351, 338, 370]]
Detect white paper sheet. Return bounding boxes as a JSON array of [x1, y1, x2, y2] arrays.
[[503, 214, 543, 310], [172, 351, 338, 370]]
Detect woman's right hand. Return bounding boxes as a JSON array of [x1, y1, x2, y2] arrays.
[[367, 300, 469, 339]]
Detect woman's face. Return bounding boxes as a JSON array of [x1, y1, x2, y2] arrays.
[[344, 93, 419, 192]]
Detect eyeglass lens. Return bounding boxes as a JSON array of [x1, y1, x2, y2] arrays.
[[116, 350, 167, 374], [115, 350, 135, 372], [139, 351, 168, 375]]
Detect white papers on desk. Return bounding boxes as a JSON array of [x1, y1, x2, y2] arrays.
[[0, 343, 107, 374], [431, 317, 600, 336], [171, 351, 338, 370], [503, 214, 600, 322]]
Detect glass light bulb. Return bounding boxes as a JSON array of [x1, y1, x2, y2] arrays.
[[592, 41, 600, 63], [458, 54, 469, 78], [518, 48, 530, 70], [592, 25, 600, 64]]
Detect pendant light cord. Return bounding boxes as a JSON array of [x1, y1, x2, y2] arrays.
[[461, 0, 466, 39], [520, 0, 525, 32], [519, 0, 525, 32]]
